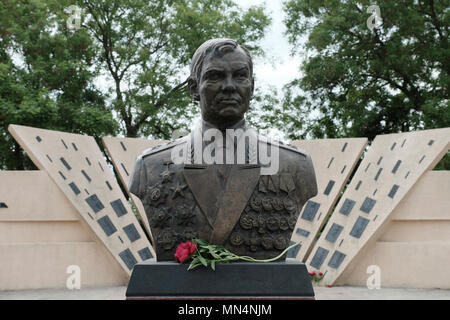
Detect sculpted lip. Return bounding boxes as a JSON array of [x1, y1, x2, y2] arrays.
[[217, 97, 241, 104]]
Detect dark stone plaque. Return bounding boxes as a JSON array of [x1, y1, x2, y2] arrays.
[[138, 247, 153, 260], [388, 184, 399, 198], [349, 216, 370, 239], [110, 199, 128, 217], [341, 142, 348, 152], [328, 250, 346, 269], [301, 201, 320, 221], [339, 198, 355, 216], [97, 215, 117, 236], [374, 168, 382, 181], [391, 142, 396, 150], [126, 259, 314, 299], [323, 180, 335, 196], [360, 197, 376, 214], [295, 228, 310, 238], [286, 241, 301, 258], [85, 194, 105, 213], [310, 247, 329, 270], [325, 223, 343, 243], [119, 249, 138, 271], [69, 182, 80, 195], [121, 163, 129, 176], [123, 223, 141, 243], [60, 157, 71, 171], [81, 170, 91, 183], [327, 156, 334, 168], [61, 139, 68, 149], [392, 160, 401, 174], [59, 171, 66, 180]]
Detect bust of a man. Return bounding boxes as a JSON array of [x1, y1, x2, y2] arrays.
[[129, 39, 317, 261]]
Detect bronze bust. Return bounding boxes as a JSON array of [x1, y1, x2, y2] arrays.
[[129, 39, 317, 261]]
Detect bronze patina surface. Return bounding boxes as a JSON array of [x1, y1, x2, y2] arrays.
[[129, 39, 317, 261]]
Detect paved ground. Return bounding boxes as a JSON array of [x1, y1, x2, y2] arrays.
[[1, 285, 450, 300]]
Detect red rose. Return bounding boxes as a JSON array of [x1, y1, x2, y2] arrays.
[[174, 241, 197, 263], [309, 271, 316, 276], [318, 272, 323, 277], [328, 285, 333, 288]]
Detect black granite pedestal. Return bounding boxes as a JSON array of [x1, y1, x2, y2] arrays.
[[126, 258, 314, 300]]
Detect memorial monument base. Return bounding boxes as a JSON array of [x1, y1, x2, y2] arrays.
[[126, 258, 315, 300]]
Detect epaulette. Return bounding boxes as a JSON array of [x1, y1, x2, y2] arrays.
[[141, 136, 188, 159], [257, 135, 308, 158]]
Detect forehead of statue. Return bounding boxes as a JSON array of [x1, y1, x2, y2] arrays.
[[200, 48, 251, 78]]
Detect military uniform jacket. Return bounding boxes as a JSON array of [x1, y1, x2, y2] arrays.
[[129, 124, 317, 261]]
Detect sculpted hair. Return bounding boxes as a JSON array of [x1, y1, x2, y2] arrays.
[[189, 38, 253, 84]]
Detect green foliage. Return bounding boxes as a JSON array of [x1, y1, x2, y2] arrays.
[[280, 0, 449, 146], [0, 0, 117, 170], [79, 0, 271, 138], [0, 0, 270, 170]]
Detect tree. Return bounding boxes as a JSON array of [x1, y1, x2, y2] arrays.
[[0, 0, 271, 170], [78, 0, 271, 138], [278, 0, 449, 142], [0, 0, 118, 170]]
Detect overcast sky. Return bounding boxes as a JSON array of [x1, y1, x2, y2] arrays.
[[238, 0, 304, 90]]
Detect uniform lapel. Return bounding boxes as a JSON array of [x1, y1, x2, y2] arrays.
[[210, 164, 260, 244], [182, 164, 221, 233]]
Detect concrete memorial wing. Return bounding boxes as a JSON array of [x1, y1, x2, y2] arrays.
[[306, 127, 450, 286], [102, 136, 167, 244], [8, 124, 155, 275], [289, 138, 368, 261]]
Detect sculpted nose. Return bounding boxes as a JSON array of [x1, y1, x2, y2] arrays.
[[221, 75, 236, 93]]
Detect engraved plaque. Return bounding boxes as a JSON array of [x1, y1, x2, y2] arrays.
[[138, 247, 153, 260], [360, 197, 376, 214], [392, 160, 401, 174], [97, 215, 117, 237], [295, 228, 310, 238], [123, 223, 141, 243], [301, 201, 320, 221], [119, 249, 138, 271], [69, 182, 81, 195], [310, 247, 329, 269], [328, 250, 346, 269], [339, 198, 356, 216], [286, 241, 301, 258], [325, 223, 343, 243], [323, 180, 335, 196], [85, 194, 105, 213], [60, 157, 71, 171], [111, 199, 128, 217], [388, 184, 399, 199], [349, 216, 370, 239]]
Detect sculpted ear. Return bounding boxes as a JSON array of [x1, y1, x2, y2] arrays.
[[250, 76, 255, 100], [188, 77, 200, 101]]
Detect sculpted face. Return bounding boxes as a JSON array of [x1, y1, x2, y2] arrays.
[[196, 48, 254, 128]]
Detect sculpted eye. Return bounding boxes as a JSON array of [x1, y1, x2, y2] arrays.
[[234, 71, 249, 80], [205, 71, 223, 81]]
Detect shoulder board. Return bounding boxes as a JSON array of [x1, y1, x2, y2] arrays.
[[257, 135, 308, 158], [141, 136, 188, 159]]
